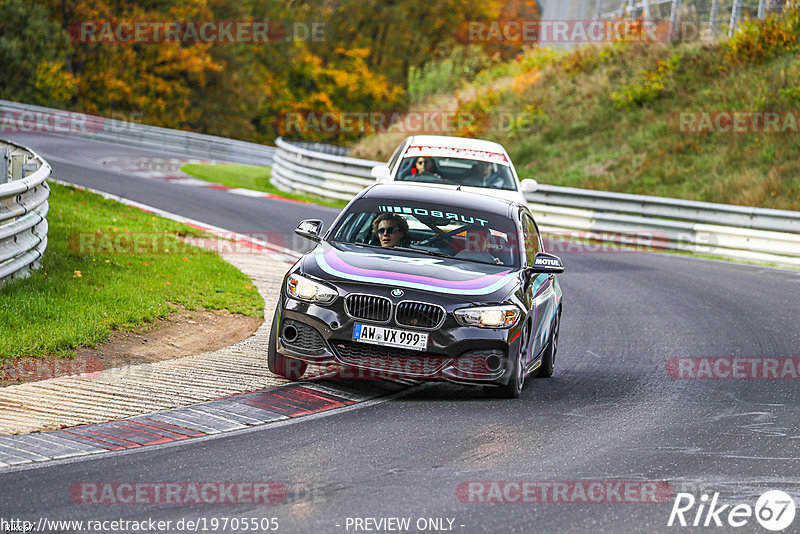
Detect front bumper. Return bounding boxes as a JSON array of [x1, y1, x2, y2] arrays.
[[275, 294, 521, 386]]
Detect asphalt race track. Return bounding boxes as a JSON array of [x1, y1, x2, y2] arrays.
[[5, 132, 340, 254], [2, 133, 799, 533]]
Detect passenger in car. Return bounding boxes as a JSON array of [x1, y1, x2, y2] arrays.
[[410, 157, 441, 179], [372, 213, 410, 248], [473, 161, 493, 184]]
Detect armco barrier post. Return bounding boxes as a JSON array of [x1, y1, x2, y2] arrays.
[[594, 0, 605, 20], [1, 148, 8, 184], [669, 0, 682, 41], [709, 0, 720, 32], [10, 153, 23, 181], [729, 0, 742, 37], [22, 162, 39, 178]]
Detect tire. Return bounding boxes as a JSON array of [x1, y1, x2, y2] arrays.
[[267, 310, 308, 380], [537, 309, 560, 379], [484, 323, 529, 399]]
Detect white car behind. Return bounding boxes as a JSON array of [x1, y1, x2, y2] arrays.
[[370, 135, 538, 203]]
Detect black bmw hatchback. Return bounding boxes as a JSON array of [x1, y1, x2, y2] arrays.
[[269, 183, 564, 398]]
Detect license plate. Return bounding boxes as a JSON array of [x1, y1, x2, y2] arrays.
[[353, 323, 428, 351]]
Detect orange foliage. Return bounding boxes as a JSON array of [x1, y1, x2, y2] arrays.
[[724, 6, 800, 64]]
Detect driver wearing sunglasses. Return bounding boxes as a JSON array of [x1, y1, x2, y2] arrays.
[[372, 213, 409, 248], [411, 157, 440, 177]]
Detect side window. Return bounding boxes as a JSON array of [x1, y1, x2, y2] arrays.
[[387, 138, 409, 174], [334, 213, 373, 243], [522, 214, 540, 266]]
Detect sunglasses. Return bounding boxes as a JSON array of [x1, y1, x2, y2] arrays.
[[416, 160, 425, 166], [377, 227, 399, 235]]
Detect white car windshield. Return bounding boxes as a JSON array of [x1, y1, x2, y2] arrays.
[[396, 156, 517, 191]]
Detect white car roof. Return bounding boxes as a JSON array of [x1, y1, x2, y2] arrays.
[[403, 135, 510, 165]]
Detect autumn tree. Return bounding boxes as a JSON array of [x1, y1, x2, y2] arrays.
[[9, 0, 539, 144], [0, 0, 74, 106]]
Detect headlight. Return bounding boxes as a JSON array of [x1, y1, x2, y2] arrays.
[[286, 274, 337, 304], [454, 305, 521, 328]]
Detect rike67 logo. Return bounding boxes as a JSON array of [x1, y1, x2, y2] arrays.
[[668, 490, 796, 531]]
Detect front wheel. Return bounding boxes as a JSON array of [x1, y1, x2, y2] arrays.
[[267, 310, 308, 380], [484, 324, 528, 399]]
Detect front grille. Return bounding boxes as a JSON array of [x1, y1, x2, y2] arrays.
[[331, 341, 450, 377], [282, 320, 326, 355], [395, 302, 445, 329], [345, 294, 391, 322]]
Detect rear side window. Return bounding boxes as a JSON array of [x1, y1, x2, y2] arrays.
[[521, 214, 540, 266], [387, 139, 408, 174]]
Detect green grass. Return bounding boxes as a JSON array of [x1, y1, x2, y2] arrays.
[[0, 182, 264, 360], [352, 11, 800, 211], [492, 43, 800, 210], [181, 164, 347, 209]]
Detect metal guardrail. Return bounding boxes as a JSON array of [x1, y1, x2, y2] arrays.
[[271, 137, 378, 201], [528, 185, 800, 233], [0, 139, 51, 284], [0, 100, 275, 166], [271, 137, 800, 267]]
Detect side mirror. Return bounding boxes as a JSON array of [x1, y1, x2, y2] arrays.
[[520, 179, 538, 193], [528, 252, 564, 274], [295, 219, 323, 242], [371, 165, 391, 182]]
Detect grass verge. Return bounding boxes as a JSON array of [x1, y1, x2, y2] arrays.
[[181, 163, 348, 209], [0, 182, 263, 360], [351, 11, 800, 211]]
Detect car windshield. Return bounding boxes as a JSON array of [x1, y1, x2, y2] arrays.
[[329, 197, 520, 268], [396, 155, 517, 191]]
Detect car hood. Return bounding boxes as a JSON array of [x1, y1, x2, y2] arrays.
[[300, 242, 519, 300]]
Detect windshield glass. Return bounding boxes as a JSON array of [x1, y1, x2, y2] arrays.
[[396, 156, 517, 191], [330, 198, 520, 268]]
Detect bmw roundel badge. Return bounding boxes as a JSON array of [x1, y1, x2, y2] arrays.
[[391, 289, 404, 297]]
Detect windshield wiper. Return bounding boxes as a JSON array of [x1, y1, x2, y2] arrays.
[[333, 242, 453, 259]]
